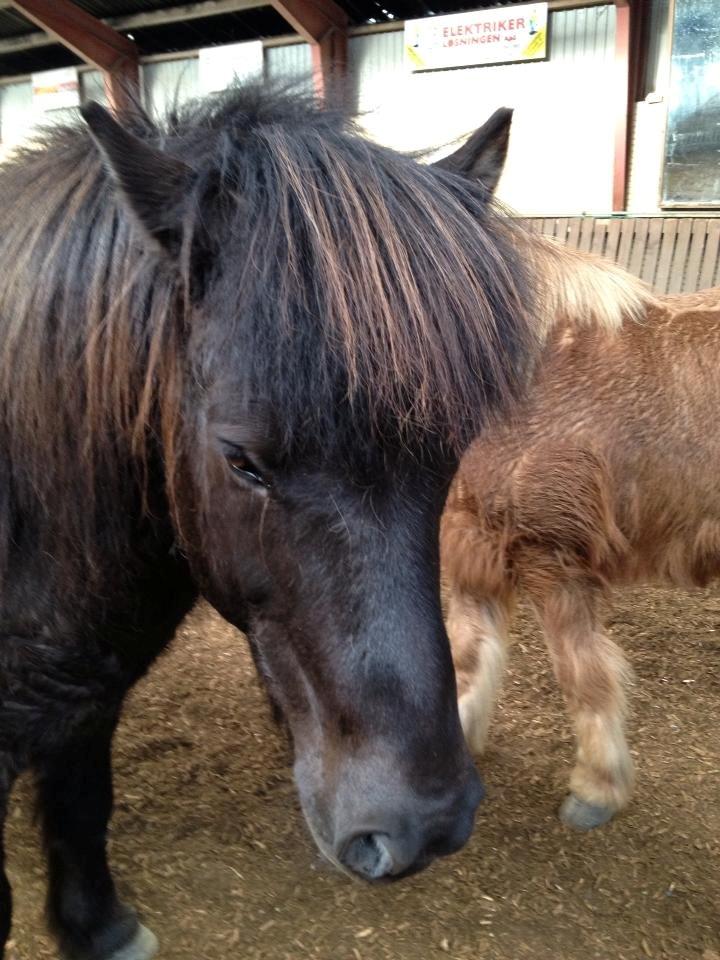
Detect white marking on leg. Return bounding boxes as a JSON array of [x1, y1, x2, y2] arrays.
[[458, 629, 507, 754], [106, 925, 159, 960], [447, 593, 510, 754]]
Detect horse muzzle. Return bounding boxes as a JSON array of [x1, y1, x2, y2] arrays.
[[333, 765, 484, 882]]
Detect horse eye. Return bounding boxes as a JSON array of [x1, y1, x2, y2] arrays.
[[225, 450, 270, 489]]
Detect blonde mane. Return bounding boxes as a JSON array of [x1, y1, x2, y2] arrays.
[[517, 232, 657, 338]]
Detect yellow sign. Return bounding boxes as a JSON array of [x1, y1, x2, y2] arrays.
[[405, 4, 548, 72], [523, 27, 547, 58]]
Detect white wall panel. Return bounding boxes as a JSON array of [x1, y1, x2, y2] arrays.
[[142, 57, 199, 120], [349, 6, 617, 215], [265, 42, 313, 91], [80, 70, 108, 107], [0, 80, 33, 158]]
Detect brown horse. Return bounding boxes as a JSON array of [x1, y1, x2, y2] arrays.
[[439, 111, 720, 831]]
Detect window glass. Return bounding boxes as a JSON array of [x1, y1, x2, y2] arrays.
[[663, 0, 720, 206]]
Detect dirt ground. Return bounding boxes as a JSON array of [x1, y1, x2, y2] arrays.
[[5, 586, 719, 960]]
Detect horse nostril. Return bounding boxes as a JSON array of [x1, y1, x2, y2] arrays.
[[335, 771, 483, 882], [340, 833, 396, 880]]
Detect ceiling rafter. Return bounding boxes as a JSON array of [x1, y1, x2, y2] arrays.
[[8, 0, 139, 111], [0, 0, 269, 54]]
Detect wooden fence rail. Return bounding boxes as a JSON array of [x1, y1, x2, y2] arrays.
[[523, 216, 720, 295]]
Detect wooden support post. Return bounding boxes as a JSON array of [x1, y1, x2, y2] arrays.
[[612, 0, 631, 212], [9, 0, 139, 114], [102, 67, 140, 115], [309, 27, 347, 101], [270, 0, 348, 101]]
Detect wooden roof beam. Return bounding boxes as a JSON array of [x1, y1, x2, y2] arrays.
[[8, 0, 139, 113], [270, 0, 348, 100], [0, 0, 269, 55]]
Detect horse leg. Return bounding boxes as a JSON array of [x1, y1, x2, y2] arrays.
[[0, 833, 9, 958], [446, 588, 514, 755], [35, 717, 157, 960], [532, 581, 633, 830], [0, 764, 15, 957]]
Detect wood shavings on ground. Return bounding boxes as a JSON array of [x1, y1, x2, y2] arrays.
[[5, 588, 720, 960]]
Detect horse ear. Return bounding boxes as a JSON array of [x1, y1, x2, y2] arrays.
[[432, 107, 513, 194], [81, 101, 194, 255]]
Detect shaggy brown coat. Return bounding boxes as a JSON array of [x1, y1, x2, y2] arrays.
[[442, 260, 720, 829]]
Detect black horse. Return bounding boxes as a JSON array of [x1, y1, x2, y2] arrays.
[[0, 87, 533, 959]]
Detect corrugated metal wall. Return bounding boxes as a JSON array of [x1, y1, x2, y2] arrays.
[[0, 79, 32, 158], [138, 45, 313, 119], [265, 42, 312, 90], [143, 58, 199, 119], [2, 6, 667, 217], [0, 72, 114, 153], [81, 69, 108, 106], [0, 41, 312, 148], [350, 6, 617, 214], [0, 61, 202, 149]]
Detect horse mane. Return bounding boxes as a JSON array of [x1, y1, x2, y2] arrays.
[[517, 233, 656, 338], [0, 83, 537, 581]]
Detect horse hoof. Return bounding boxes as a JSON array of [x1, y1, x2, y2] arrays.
[[559, 794, 616, 831], [105, 925, 159, 960]]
